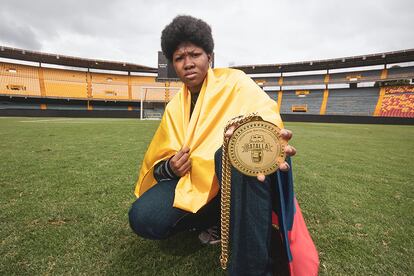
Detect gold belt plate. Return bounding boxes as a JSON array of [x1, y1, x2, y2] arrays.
[[228, 119, 286, 176]]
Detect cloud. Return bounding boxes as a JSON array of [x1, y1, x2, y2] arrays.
[[0, 0, 413, 67], [0, 12, 42, 50]]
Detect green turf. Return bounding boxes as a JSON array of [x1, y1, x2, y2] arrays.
[[1, 117, 413, 275]]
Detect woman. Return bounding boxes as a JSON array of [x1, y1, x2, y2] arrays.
[[129, 15, 319, 276]]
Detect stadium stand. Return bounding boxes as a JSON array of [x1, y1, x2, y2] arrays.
[[265, 91, 279, 102], [279, 89, 324, 114], [282, 74, 325, 86], [387, 66, 414, 80], [91, 73, 129, 100], [0, 45, 413, 123], [328, 69, 382, 84], [43, 68, 88, 98], [0, 62, 41, 97], [378, 86, 414, 117], [325, 87, 380, 116]]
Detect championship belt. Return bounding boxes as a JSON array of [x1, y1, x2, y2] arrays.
[[220, 113, 286, 270]]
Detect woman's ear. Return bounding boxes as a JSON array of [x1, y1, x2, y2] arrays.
[[207, 54, 212, 67]]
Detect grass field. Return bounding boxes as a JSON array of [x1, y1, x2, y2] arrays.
[[1, 117, 413, 275]]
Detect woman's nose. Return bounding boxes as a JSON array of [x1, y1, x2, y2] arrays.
[[183, 56, 195, 69]]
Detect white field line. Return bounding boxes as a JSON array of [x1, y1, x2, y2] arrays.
[[18, 118, 139, 123]]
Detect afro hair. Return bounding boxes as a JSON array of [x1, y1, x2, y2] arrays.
[[161, 15, 214, 61]]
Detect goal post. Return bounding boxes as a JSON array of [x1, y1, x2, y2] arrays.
[[139, 85, 181, 120]]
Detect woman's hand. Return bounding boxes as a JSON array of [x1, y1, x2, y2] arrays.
[[278, 129, 296, 169], [225, 126, 296, 182], [169, 146, 191, 177]]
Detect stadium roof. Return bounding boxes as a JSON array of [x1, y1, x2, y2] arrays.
[[233, 49, 414, 74], [0, 45, 157, 73]]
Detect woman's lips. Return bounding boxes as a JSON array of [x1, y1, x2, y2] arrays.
[[185, 72, 197, 79]]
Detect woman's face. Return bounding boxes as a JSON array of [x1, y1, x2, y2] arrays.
[[172, 42, 211, 94]]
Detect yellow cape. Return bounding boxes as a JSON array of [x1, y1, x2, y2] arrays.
[[134, 68, 284, 213]]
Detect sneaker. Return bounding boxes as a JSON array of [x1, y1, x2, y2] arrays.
[[198, 226, 221, 245]]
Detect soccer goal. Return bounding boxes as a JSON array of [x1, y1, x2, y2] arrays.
[[139, 85, 181, 120]]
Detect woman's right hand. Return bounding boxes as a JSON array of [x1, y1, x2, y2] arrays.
[[169, 146, 191, 177]]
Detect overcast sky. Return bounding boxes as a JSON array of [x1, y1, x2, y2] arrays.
[[0, 0, 413, 68]]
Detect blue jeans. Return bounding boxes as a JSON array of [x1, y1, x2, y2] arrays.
[[129, 148, 288, 275]]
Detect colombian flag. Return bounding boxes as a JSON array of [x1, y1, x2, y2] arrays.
[[272, 158, 319, 275]]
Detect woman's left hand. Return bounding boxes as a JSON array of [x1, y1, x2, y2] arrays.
[[225, 126, 296, 182]]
